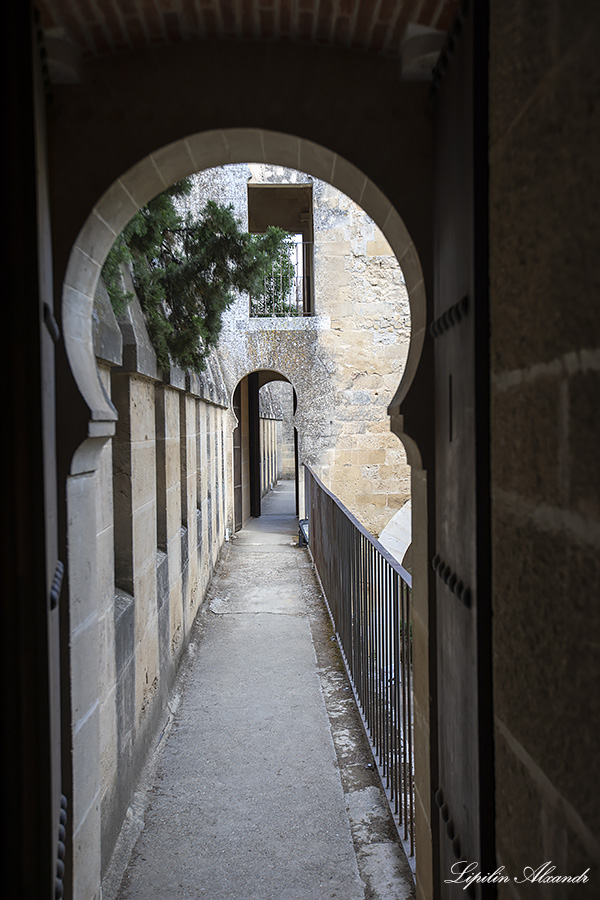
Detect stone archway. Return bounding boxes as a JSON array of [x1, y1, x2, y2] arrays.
[[61, 129, 426, 468], [230, 368, 296, 528], [60, 129, 431, 900]]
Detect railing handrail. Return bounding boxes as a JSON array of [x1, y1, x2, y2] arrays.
[[304, 465, 412, 588], [304, 463, 415, 868]]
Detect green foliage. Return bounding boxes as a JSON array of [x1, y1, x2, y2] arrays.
[[101, 179, 292, 372], [250, 239, 298, 317], [101, 179, 189, 316]]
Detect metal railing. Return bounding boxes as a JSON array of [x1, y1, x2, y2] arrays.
[[304, 466, 415, 868], [250, 241, 312, 317]]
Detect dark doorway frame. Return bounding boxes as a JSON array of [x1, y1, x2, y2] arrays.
[[232, 383, 243, 532], [248, 372, 261, 518]]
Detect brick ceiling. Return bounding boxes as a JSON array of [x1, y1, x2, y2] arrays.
[[36, 0, 460, 59]]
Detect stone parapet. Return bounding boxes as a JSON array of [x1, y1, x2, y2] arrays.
[[93, 279, 123, 367], [184, 163, 411, 538], [89, 277, 235, 880], [233, 315, 331, 332], [115, 269, 158, 380]]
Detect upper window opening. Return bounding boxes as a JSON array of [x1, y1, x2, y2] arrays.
[[247, 184, 314, 317]]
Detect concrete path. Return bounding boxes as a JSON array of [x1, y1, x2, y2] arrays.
[[112, 480, 414, 900]]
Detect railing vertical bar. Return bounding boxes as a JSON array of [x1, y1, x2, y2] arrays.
[[364, 534, 368, 721], [381, 556, 386, 772], [366, 537, 371, 727], [301, 466, 415, 876], [384, 561, 391, 790], [402, 585, 408, 840], [400, 577, 407, 837], [345, 512, 350, 665], [384, 556, 389, 780], [369, 541, 375, 744], [376, 550, 382, 763], [358, 533, 364, 711], [405, 586, 415, 856], [398, 573, 404, 827], [390, 564, 396, 797], [382, 556, 386, 771], [352, 525, 358, 685], [361, 534, 366, 720], [342, 509, 347, 656], [371, 542, 377, 755], [378, 551, 383, 765], [363, 536, 368, 724], [392, 567, 397, 796], [385, 561, 392, 788], [354, 531, 359, 702], [372, 547, 378, 761], [340, 506, 344, 651], [376, 546, 380, 756], [393, 571, 400, 818]]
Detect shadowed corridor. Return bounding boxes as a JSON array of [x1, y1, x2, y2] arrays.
[[107, 481, 414, 900]]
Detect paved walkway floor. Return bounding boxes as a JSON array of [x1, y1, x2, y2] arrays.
[[110, 480, 414, 900]]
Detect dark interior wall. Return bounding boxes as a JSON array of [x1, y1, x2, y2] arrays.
[[489, 0, 600, 885], [3, 7, 60, 898], [248, 372, 261, 517], [48, 40, 436, 488], [36, 7, 600, 895], [47, 40, 434, 308], [248, 184, 313, 241]]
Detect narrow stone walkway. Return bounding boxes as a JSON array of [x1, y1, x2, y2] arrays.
[[111, 480, 414, 900]]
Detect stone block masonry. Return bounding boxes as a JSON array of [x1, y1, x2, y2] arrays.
[[182, 164, 412, 538], [108, 490, 414, 900], [90, 281, 244, 878], [81, 161, 414, 887], [489, 4, 600, 891]]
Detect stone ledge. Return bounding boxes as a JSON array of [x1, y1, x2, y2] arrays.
[[233, 315, 331, 332], [93, 279, 123, 367], [115, 271, 158, 380]]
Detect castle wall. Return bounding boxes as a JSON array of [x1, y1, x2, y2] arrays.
[[91, 280, 245, 875], [181, 164, 411, 537], [74, 160, 414, 891], [44, 50, 434, 897], [311, 176, 411, 534]]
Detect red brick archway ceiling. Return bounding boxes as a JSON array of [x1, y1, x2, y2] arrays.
[[36, 0, 460, 59]]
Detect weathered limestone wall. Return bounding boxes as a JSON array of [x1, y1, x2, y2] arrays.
[[73, 159, 413, 899], [311, 177, 411, 531], [489, 2, 600, 889], [91, 280, 233, 877], [180, 164, 411, 536]]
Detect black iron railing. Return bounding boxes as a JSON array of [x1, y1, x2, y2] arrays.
[[304, 466, 415, 868], [250, 240, 312, 317]]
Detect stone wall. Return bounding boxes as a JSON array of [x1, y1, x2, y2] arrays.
[[91, 278, 295, 876], [489, 1, 600, 889], [310, 174, 411, 532], [180, 164, 411, 537], [92, 278, 239, 875], [84, 161, 414, 878]]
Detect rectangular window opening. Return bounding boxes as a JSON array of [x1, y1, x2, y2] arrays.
[[247, 183, 314, 318]]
